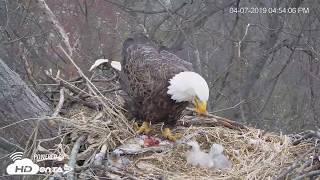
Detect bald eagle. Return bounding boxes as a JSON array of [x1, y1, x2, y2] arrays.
[[120, 34, 209, 141]]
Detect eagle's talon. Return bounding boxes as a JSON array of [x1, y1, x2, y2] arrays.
[[135, 121, 152, 134], [162, 128, 181, 142], [133, 122, 140, 131]]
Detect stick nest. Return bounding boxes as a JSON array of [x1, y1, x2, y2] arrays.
[[41, 61, 319, 179], [53, 104, 319, 180]]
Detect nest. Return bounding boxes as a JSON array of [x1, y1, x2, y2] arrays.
[[136, 126, 313, 179], [37, 52, 319, 179], [43, 104, 318, 180]]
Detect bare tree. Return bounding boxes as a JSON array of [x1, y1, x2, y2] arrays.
[[0, 59, 57, 151], [1, 0, 319, 135]]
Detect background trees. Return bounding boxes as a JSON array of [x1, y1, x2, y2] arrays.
[[1, 0, 319, 134]]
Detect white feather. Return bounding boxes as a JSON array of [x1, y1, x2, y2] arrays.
[[167, 71, 209, 102], [110, 61, 121, 71], [89, 59, 121, 71], [209, 144, 232, 169], [210, 144, 224, 155], [89, 59, 109, 71], [186, 142, 232, 170], [186, 141, 214, 168]]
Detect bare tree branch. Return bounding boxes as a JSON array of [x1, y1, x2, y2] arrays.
[[33, 0, 73, 56], [52, 87, 65, 117], [67, 135, 87, 180]]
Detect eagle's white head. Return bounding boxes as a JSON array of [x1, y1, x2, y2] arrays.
[[167, 71, 209, 115]]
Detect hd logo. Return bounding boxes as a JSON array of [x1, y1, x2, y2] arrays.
[[6, 152, 39, 175], [6, 152, 72, 175]]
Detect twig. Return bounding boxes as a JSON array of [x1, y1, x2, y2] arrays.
[[0, 137, 24, 152], [34, 0, 72, 55], [183, 109, 249, 131], [69, 76, 82, 82], [101, 87, 121, 93], [67, 135, 87, 180], [44, 70, 85, 95], [57, 46, 99, 95], [106, 166, 139, 180], [178, 115, 247, 131], [72, 72, 118, 83], [292, 170, 320, 180], [205, 113, 248, 130], [75, 164, 139, 180], [52, 87, 65, 117], [81, 87, 121, 99], [103, 0, 187, 15], [149, 1, 189, 38], [292, 130, 320, 145], [210, 100, 245, 113], [67, 94, 102, 110], [237, 24, 250, 59], [275, 143, 320, 180], [297, 159, 313, 175], [93, 144, 108, 166], [45, 68, 102, 110], [117, 144, 172, 155], [57, 45, 133, 132], [92, 74, 118, 82]]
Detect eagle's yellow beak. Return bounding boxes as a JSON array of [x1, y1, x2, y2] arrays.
[[193, 97, 207, 115]]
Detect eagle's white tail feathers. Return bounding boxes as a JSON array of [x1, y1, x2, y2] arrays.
[[89, 59, 121, 71], [110, 61, 121, 71]]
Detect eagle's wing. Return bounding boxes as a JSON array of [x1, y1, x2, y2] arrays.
[[159, 50, 193, 71], [120, 34, 194, 121], [121, 43, 193, 100]]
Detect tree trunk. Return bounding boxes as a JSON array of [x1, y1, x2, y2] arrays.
[[0, 59, 57, 152]]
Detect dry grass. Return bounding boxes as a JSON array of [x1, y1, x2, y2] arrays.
[[52, 104, 316, 180], [61, 98, 135, 151], [129, 125, 313, 180]]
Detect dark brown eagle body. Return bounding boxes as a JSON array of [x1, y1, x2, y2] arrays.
[[120, 34, 193, 126]]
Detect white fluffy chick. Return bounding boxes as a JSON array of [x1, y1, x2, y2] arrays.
[[209, 144, 232, 169], [186, 141, 214, 168]]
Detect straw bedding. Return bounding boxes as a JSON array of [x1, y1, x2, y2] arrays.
[[51, 103, 318, 180]]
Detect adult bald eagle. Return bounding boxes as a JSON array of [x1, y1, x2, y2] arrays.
[[120, 34, 209, 141]]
